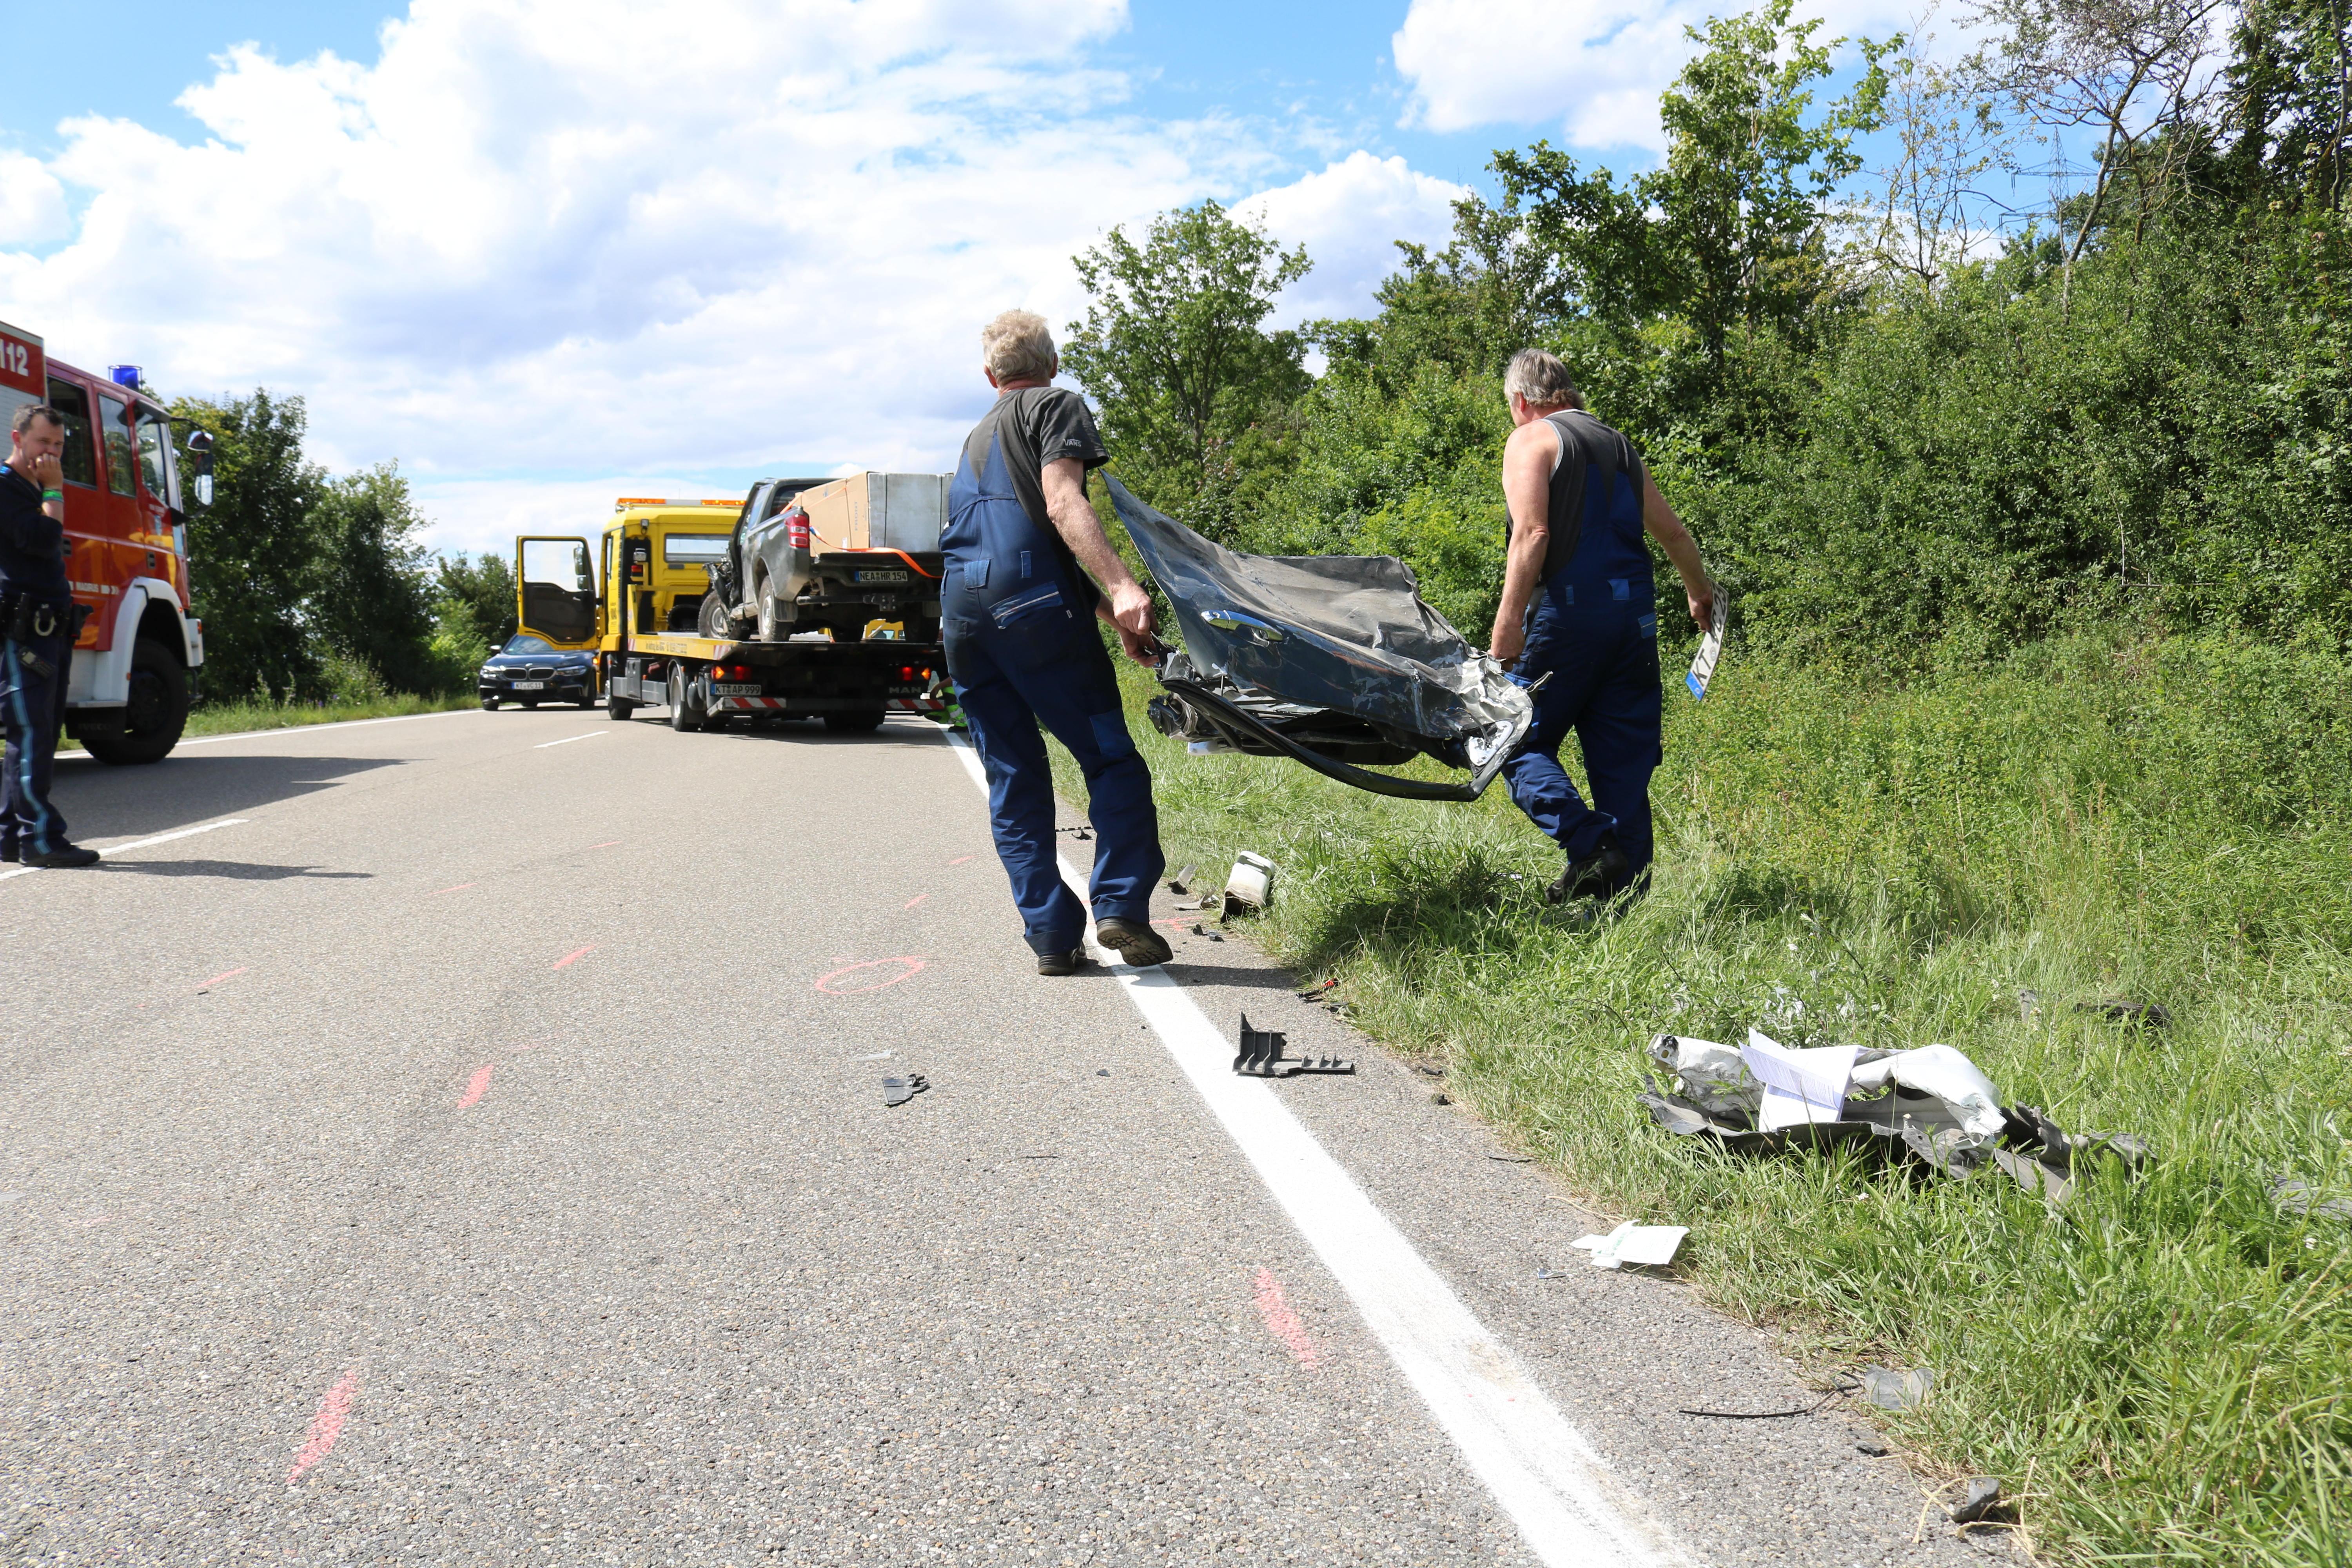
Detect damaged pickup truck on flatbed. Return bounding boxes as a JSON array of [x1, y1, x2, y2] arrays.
[[512, 479, 953, 733]]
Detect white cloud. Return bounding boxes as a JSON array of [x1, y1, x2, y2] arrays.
[[1236, 152, 1467, 327], [2, 0, 1470, 556], [1392, 0, 1907, 154], [0, 152, 69, 245]]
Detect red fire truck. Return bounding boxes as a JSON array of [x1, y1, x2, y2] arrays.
[[0, 318, 205, 763]]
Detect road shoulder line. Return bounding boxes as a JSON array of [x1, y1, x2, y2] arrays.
[[934, 727, 1684, 1568]]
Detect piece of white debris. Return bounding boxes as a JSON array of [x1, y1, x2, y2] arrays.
[[1569, 1220, 1688, 1269]]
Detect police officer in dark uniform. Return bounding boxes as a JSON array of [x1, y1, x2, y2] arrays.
[[1, 403, 99, 868], [944, 310, 1172, 975], [1488, 350, 1714, 904]]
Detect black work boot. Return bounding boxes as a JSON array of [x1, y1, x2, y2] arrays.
[[1545, 833, 1631, 906], [1037, 946, 1086, 977], [1093, 917, 1173, 967]]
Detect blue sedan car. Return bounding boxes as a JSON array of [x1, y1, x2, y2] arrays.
[[479, 635, 597, 710]]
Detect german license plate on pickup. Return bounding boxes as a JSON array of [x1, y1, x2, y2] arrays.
[[711, 682, 762, 696], [853, 569, 909, 584], [511, 680, 545, 690]]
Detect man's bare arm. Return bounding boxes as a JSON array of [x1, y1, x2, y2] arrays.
[[1488, 420, 1556, 663], [1640, 470, 1715, 628], [1040, 458, 1160, 664]]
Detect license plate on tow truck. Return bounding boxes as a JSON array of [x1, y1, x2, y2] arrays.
[[712, 682, 761, 696], [854, 569, 909, 584]]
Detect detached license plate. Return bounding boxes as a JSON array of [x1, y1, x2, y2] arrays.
[[853, 569, 909, 584], [712, 682, 762, 696], [511, 680, 546, 690]]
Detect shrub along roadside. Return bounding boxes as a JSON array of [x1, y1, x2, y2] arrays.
[[1048, 631, 2352, 1564]]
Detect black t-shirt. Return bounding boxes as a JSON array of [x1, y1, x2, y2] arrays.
[[961, 387, 1108, 532], [0, 464, 68, 603]]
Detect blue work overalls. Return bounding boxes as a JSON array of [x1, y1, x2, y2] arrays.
[[1501, 414, 1664, 886], [942, 434, 1163, 955]]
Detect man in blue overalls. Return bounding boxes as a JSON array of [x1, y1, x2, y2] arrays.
[[1, 403, 100, 868], [944, 310, 1171, 975], [1488, 350, 1715, 904]]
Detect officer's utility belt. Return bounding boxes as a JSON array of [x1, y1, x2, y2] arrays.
[[1, 593, 89, 681]]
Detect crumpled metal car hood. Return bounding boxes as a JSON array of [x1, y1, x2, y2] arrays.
[[1106, 476, 1532, 800]]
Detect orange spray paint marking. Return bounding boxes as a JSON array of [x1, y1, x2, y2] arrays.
[[1253, 1268, 1318, 1367], [813, 958, 927, 995], [198, 967, 249, 989], [552, 945, 596, 970], [905, 894, 928, 909], [430, 883, 476, 895], [287, 1368, 361, 1484], [457, 1065, 494, 1108], [948, 855, 975, 866], [587, 840, 621, 849]]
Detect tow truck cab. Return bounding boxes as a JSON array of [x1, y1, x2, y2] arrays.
[[513, 495, 951, 734], [0, 318, 205, 764]]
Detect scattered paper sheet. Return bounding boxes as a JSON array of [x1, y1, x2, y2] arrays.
[[1570, 1220, 1689, 1269], [1742, 1029, 1858, 1129]]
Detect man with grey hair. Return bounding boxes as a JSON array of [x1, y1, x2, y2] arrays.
[[942, 309, 1172, 975], [1489, 348, 1714, 903]]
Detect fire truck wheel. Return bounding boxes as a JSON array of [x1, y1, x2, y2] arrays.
[[823, 710, 886, 733], [77, 637, 190, 766]]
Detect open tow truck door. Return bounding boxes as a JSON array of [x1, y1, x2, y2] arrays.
[[515, 536, 600, 649]]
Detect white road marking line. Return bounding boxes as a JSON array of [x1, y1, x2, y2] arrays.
[[935, 731, 1682, 1567], [0, 817, 249, 882], [150, 709, 485, 749], [532, 731, 606, 750]]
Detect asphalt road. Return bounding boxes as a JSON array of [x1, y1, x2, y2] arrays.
[[2, 708, 2004, 1566]]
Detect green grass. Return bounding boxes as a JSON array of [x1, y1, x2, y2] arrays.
[[62, 691, 478, 753], [1052, 631, 2352, 1564]]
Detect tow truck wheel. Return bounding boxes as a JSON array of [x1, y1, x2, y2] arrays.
[[824, 709, 886, 733], [667, 665, 703, 732], [76, 637, 190, 765], [606, 690, 636, 721]]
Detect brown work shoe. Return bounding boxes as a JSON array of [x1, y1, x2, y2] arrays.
[[1093, 917, 1172, 967]]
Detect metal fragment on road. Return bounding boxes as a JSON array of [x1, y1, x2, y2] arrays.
[[1940, 1476, 2002, 1524], [1232, 1015, 1353, 1078], [1167, 866, 1196, 894], [881, 1073, 929, 1107], [1570, 1221, 1687, 1270]]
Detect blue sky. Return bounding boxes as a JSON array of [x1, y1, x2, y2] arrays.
[[0, 0, 1908, 555]]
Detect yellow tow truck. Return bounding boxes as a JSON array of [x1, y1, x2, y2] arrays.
[[514, 487, 950, 733]]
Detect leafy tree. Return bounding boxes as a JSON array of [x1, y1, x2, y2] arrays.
[[1486, 0, 1891, 363], [171, 391, 328, 702], [311, 462, 439, 692], [1062, 201, 1313, 528], [436, 550, 517, 650]]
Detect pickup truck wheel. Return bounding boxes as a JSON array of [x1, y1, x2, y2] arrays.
[[76, 638, 190, 765], [757, 587, 784, 642], [824, 710, 886, 733], [668, 665, 703, 732]]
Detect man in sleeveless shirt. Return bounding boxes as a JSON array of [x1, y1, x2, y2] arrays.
[[1488, 349, 1715, 904], [942, 311, 1172, 975]]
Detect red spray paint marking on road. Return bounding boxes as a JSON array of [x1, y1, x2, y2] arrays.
[[431, 882, 477, 895], [457, 1065, 494, 1108], [1253, 1268, 1318, 1367], [286, 1368, 361, 1484], [904, 894, 928, 909], [948, 855, 975, 866], [813, 957, 927, 995], [552, 945, 596, 969], [198, 967, 249, 989]]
